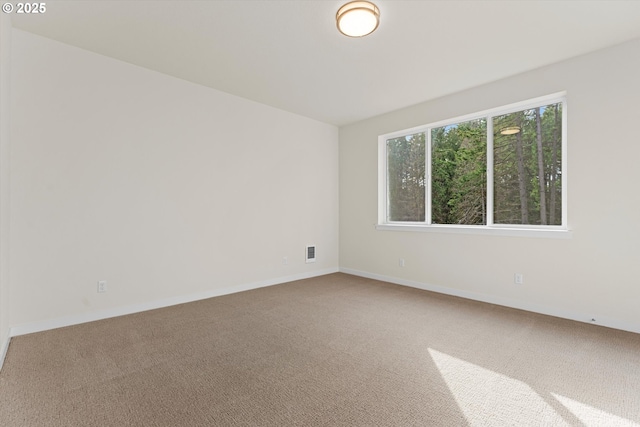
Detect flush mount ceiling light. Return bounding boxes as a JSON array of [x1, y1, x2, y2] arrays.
[[336, 1, 380, 37], [500, 126, 521, 135]]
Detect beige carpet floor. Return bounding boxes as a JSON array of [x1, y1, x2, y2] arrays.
[[1, 273, 639, 426]]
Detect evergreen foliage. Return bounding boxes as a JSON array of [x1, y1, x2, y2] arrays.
[[386, 102, 562, 225]]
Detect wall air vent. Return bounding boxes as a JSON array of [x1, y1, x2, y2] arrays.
[[305, 245, 316, 263]]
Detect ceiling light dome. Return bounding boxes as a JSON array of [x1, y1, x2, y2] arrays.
[[336, 1, 380, 38]]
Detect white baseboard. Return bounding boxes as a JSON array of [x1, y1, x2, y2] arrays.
[[9, 268, 339, 338], [6, 265, 637, 360], [340, 267, 640, 335], [0, 332, 9, 372]]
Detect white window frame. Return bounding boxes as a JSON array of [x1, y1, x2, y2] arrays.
[[377, 92, 570, 239]]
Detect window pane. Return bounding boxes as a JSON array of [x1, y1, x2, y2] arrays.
[[493, 103, 562, 225], [386, 132, 425, 222], [431, 119, 487, 225]]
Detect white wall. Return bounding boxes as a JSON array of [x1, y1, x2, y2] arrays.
[[340, 38, 640, 332], [0, 15, 11, 363], [9, 29, 338, 332]]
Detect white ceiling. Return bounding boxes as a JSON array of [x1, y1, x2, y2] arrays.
[[10, 0, 640, 126]]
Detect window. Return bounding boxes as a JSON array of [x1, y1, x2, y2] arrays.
[[386, 132, 425, 222], [379, 94, 567, 234]]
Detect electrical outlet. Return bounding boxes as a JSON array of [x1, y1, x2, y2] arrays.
[[514, 273, 524, 285], [283, 256, 288, 265], [97, 280, 107, 293], [399, 258, 405, 267]]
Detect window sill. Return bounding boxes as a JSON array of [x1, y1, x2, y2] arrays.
[[375, 223, 572, 239]]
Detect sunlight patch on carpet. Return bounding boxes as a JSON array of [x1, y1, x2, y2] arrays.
[[428, 348, 568, 426], [551, 393, 640, 427]]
